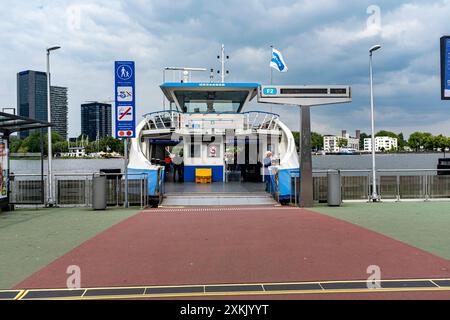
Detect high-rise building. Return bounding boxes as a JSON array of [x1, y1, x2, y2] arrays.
[[17, 70, 48, 138], [50, 86, 68, 140], [80, 102, 112, 141]]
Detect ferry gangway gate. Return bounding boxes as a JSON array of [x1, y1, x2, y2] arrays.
[[257, 85, 352, 207]]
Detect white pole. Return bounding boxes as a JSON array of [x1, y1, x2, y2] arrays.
[[124, 138, 129, 208], [369, 52, 378, 201], [162, 69, 166, 111], [46, 50, 54, 207], [221, 44, 225, 83], [270, 45, 273, 85]]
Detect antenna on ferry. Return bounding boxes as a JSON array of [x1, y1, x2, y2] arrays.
[[216, 43, 229, 83]]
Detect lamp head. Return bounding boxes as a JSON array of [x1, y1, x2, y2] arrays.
[[47, 46, 61, 52], [369, 44, 381, 54]]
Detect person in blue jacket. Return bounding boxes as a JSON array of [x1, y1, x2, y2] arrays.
[[263, 151, 273, 192]]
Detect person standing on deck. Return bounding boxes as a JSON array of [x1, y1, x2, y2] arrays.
[[263, 151, 273, 192]]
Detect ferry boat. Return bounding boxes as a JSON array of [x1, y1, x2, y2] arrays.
[[127, 79, 299, 206], [437, 158, 450, 175]]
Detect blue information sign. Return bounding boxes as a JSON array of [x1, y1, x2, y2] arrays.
[[114, 61, 136, 138], [262, 87, 277, 95], [441, 36, 450, 100]]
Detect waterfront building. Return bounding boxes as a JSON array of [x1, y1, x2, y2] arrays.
[[50, 86, 68, 139], [17, 70, 68, 139], [80, 102, 112, 141], [323, 130, 360, 153], [17, 70, 48, 138], [364, 136, 398, 152]]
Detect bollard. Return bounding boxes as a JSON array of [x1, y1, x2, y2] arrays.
[[327, 170, 341, 207], [92, 174, 107, 210]]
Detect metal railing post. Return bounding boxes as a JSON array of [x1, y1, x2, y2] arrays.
[[424, 173, 430, 201], [396, 175, 400, 202]]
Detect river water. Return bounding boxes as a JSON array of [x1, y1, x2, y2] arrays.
[[10, 153, 444, 174]]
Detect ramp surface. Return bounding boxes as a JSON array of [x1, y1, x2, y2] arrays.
[[15, 207, 450, 290]]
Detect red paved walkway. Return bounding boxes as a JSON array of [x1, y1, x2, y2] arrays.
[[15, 207, 450, 290]]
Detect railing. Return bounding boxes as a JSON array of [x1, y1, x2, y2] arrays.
[[242, 112, 279, 131], [10, 172, 150, 208], [144, 111, 182, 130], [288, 169, 450, 205], [9, 174, 46, 205], [142, 110, 280, 132]]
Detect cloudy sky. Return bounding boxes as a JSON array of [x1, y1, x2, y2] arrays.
[[0, 0, 449, 137]]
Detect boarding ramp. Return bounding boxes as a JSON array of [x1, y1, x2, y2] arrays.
[[162, 182, 277, 206]]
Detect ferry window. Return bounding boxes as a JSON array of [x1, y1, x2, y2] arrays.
[[174, 91, 249, 113], [190, 144, 201, 158]]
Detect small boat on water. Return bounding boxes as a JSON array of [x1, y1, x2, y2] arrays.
[[437, 158, 450, 175], [336, 147, 359, 155]]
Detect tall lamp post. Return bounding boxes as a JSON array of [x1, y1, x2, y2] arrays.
[[369, 44, 381, 202], [46, 45, 61, 207]]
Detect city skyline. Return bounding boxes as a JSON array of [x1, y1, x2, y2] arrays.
[[1, 0, 449, 137]]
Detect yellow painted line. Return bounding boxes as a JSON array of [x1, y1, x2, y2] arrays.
[[19, 286, 450, 301], [0, 290, 25, 301], [15, 278, 450, 300], [16, 277, 450, 293], [15, 290, 28, 300]]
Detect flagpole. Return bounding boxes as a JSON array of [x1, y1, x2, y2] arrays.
[[270, 45, 273, 85]]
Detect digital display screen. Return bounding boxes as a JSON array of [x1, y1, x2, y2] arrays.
[[280, 88, 328, 94]]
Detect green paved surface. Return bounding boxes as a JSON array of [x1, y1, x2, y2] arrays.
[[0, 207, 140, 289], [311, 201, 450, 260]]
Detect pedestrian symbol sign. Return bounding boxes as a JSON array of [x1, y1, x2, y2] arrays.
[[114, 61, 136, 138], [116, 64, 133, 81]]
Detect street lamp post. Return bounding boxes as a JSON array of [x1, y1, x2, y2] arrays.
[[46, 45, 61, 207], [369, 44, 381, 202]]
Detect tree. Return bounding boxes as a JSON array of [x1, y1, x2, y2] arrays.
[[98, 136, 124, 154], [408, 132, 424, 151], [311, 132, 323, 151], [422, 133, 434, 151], [359, 132, 369, 150], [397, 132, 407, 150], [408, 132, 434, 151], [434, 135, 449, 155], [292, 131, 323, 151], [9, 136, 22, 153], [375, 130, 398, 139], [13, 131, 65, 156], [53, 141, 69, 154], [337, 138, 348, 148]]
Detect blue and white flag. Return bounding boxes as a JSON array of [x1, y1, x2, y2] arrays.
[[270, 48, 288, 72]]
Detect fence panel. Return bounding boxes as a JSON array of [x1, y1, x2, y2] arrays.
[[379, 176, 398, 199], [57, 180, 87, 205], [399, 176, 425, 199], [313, 176, 328, 202], [342, 176, 368, 200], [10, 179, 45, 204], [429, 175, 450, 199]]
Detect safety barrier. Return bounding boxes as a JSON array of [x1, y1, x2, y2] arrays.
[[288, 169, 450, 205], [10, 172, 150, 208]]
